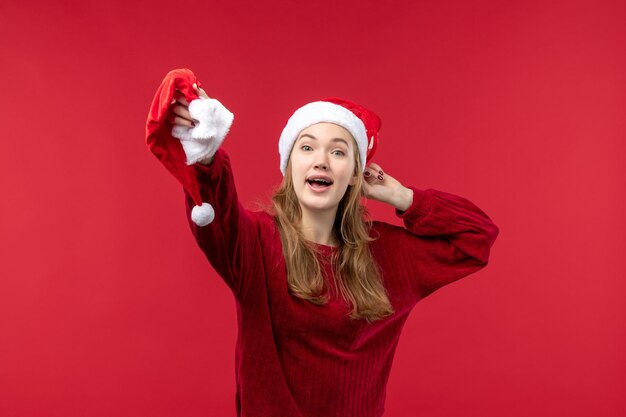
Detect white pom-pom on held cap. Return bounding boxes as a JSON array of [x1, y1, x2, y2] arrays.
[[191, 203, 215, 227]]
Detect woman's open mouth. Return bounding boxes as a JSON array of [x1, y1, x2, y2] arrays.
[[306, 176, 333, 192]]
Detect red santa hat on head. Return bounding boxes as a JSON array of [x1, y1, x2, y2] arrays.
[[145, 68, 234, 227], [278, 97, 381, 175]]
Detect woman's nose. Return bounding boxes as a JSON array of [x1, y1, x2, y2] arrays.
[[313, 157, 328, 170]]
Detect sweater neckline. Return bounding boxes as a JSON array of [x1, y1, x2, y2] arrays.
[[309, 241, 339, 251]]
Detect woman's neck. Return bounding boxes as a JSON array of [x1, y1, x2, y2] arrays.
[[299, 207, 339, 246]]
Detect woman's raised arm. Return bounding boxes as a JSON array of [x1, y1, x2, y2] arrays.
[[184, 148, 260, 300], [364, 163, 499, 297], [170, 85, 258, 299]]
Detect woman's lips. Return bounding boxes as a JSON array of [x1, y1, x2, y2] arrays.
[[306, 181, 331, 193]]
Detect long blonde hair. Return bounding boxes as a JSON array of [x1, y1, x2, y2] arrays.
[[270, 147, 394, 323]]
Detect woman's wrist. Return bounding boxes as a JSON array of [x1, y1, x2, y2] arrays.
[[391, 186, 413, 212]]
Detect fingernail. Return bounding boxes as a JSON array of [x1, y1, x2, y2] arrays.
[[377, 175, 383, 180], [191, 121, 196, 127], [364, 171, 371, 177], [379, 170, 384, 175]]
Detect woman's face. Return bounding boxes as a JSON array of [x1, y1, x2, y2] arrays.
[[289, 122, 358, 216]]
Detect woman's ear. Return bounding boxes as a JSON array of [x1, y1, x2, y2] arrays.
[[349, 172, 357, 186]]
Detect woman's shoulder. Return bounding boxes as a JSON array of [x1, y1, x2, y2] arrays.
[[253, 209, 275, 223], [247, 208, 279, 232]]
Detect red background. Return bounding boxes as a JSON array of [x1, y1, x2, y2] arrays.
[[1, 0, 625, 416]]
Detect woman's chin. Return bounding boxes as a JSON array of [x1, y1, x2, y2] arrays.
[[299, 199, 340, 214]]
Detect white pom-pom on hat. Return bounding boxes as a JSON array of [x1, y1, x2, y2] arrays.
[[191, 203, 215, 227]]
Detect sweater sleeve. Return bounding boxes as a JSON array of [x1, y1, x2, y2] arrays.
[[183, 148, 258, 299], [393, 186, 500, 297]]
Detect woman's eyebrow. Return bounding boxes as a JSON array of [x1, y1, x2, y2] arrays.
[[298, 134, 350, 146]]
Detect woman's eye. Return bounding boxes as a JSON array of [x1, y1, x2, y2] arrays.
[[301, 145, 312, 151], [332, 150, 345, 156]]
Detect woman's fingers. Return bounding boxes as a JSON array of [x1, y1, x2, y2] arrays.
[[169, 94, 197, 127], [167, 84, 209, 127], [367, 162, 384, 176], [167, 113, 195, 127], [172, 91, 189, 106], [170, 105, 196, 126], [193, 83, 210, 99], [171, 102, 191, 119], [363, 164, 385, 183], [168, 84, 210, 128], [168, 99, 194, 127]]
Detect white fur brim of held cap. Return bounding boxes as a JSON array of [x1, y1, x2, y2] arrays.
[[278, 101, 368, 175], [172, 97, 234, 165], [191, 203, 215, 227]]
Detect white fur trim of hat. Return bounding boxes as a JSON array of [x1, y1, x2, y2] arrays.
[[278, 101, 368, 175], [172, 97, 234, 165]]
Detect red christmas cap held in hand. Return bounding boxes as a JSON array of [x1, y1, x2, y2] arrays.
[[145, 68, 234, 226], [278, 97, 381, 175]]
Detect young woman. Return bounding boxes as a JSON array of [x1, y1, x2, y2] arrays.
[[159, 81, 499, 417]]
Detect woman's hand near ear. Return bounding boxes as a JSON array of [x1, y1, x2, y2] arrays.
[[362, 162, 414, 211]]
